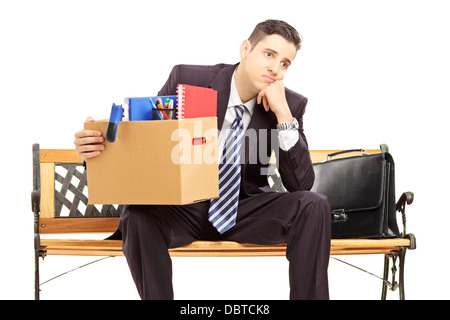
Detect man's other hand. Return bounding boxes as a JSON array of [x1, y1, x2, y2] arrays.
[[74, 116, 105, 160]]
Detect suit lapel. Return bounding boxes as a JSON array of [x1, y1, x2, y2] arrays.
[[247, 102, 277, 132], [209, 63, 238, 131], [243, 102, 277, 168]]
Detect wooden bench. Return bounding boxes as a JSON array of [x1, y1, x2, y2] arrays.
[[31, 143, 416, 300]]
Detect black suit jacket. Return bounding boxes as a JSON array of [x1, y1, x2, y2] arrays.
[[158, 63, 314, 198]]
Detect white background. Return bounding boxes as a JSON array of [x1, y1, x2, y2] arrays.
[[1, 0, 449, 300]]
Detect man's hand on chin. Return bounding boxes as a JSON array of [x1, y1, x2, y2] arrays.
[[257, 80, 292, 124]]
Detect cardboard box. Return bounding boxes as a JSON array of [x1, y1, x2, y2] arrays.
[[85, 117, 219, 205]]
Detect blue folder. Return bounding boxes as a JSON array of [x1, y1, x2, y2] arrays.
[[127, 95, 178, 121]]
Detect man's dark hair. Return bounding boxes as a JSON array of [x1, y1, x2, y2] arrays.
[[248, 19, 302, 51]]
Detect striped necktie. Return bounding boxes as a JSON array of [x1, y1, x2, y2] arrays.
[[208, 104, 245, 234]]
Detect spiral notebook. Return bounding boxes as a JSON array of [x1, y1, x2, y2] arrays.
[[176, 84, 217, 119]]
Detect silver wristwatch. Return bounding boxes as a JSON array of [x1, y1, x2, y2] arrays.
[[277, 117, 299, 131]]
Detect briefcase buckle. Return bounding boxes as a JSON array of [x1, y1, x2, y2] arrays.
[[331, 209, 347, 222]]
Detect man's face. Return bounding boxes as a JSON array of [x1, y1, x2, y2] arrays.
[[240, 34, 297, 94]]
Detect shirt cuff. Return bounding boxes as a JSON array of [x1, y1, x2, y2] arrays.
[[278, 129, 299, 151]]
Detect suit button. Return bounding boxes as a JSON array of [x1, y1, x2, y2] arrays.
[[290, 158, 298, 170]]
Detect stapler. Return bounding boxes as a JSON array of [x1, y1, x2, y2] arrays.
[[105, 103, 124, 143]]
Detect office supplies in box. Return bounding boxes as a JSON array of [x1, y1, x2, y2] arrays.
[[126, 95, 178, 121], [106, 95, 178, 143], [106, 84, 217, 143]]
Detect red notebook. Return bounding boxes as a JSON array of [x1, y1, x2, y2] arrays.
[[176, 84, 217, 119]]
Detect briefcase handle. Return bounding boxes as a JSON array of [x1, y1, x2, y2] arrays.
[[327, 149, 366, 161]]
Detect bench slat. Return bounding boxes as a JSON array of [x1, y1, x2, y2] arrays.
[[39, 149, 379, 165], [40, 149, 82, 163], [39, 218, 120, 234], [40, 238, 411, 257]]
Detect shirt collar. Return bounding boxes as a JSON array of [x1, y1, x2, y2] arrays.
[[228, 70, 256, 115]]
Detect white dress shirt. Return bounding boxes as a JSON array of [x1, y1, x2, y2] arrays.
[[217, 71, 299, 160]]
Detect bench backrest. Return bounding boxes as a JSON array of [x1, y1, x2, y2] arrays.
[[32, 143, 379, 235]]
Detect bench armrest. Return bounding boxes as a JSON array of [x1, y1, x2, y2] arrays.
[[31, 189, 40, 213], [396, 191, 414, 236]]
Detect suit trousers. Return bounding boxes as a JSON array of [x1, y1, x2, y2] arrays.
[[119, 190, 331, 300]]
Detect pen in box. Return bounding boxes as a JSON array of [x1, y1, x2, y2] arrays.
[[150, 98, 163, 120], [165, 98, 174, 109], [156, 97, 170, 119]]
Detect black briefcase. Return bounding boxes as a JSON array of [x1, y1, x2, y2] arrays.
[[311, 149, 400, 239]]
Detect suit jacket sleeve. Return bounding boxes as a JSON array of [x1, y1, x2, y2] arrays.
[[276, 94, 315, 192]]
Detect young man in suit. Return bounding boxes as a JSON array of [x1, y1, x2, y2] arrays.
[[74, 19, 331, 300]]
